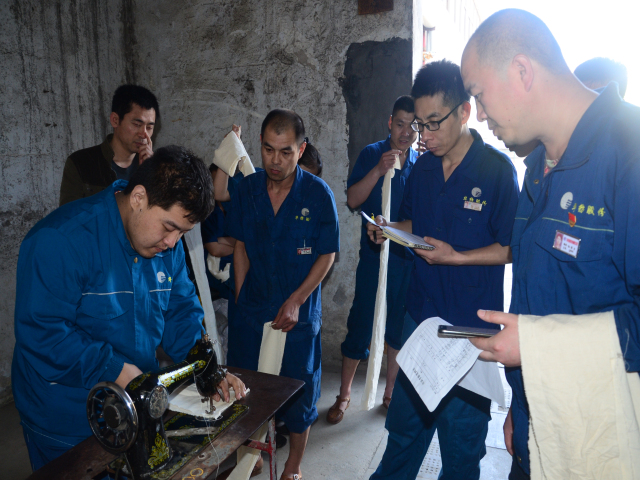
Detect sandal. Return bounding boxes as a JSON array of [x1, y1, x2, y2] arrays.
[[280, 474, 302, 480], [382, 396, 392, 409], [326, 395, 350, 425]]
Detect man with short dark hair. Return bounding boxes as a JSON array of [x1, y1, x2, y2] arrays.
[[226, 109, 339, 479], [13, 146, 245, 471], [59, 84, 159, 205], [327, 95, 418, 424], [368, 60, 519, 480], [461, 9, 640, 479]]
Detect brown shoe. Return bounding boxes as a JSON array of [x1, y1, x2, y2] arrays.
[[326, 395, 350, 425]]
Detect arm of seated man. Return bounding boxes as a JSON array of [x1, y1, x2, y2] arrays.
[[271, 252, 336, 332], [204, 237, 235, 258]]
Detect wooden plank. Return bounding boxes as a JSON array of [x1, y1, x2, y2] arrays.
[[358, 0, 394, 15]]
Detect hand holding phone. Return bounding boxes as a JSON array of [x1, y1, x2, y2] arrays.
[[437, 325, 498, 339]]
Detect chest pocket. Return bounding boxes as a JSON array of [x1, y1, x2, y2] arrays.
[[78, 293, 133, 341], [288, 221, 317, 268], [450, 205, 490, 251], [78, 293, 132, 320], [148, 288, 171, 313], [534, 219, 606, 263]]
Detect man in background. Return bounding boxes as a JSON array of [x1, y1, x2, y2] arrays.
[[327, 95, 418, 425], [59, 84, 157, 205]]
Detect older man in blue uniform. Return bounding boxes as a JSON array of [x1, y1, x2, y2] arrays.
[[226, 109, 339, 480], [12, 146, 245, 472], [368, 60, 519, 480], [461, 9, 640, 480]]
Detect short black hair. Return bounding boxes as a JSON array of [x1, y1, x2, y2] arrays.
[[111, 84, 160, 121], [574, 57, 628, 98], [392, 95, 415, 117], [124, 145, 214, 223], [261, 109, 306, 145], [411, 60, 470, 109], [298, 141, 323, 177]]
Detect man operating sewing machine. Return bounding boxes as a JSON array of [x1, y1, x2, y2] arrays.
[[12, 145, 245, 472], [226, 109, 339, 480]]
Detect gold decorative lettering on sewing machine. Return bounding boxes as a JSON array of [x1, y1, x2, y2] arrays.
[[86, 335, 227, 479]]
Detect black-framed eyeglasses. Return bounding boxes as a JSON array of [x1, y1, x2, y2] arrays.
[[410, 102, 464, 132]]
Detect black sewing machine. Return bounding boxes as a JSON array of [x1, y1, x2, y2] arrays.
[[86, 335, 228, 479]]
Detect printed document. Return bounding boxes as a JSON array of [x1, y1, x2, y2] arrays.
[[397, 317, 506, 411]]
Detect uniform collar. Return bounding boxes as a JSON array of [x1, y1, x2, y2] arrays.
[[419, 128, 483, 175], [251, 166, 304, 203], [537, 84, 621, 171], [106, 180, 170, 258]]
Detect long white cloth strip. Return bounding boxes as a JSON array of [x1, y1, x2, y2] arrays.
[[361, 156, 401, 410], [206, 253, 231, 282], [212, 132, 255, 177], [227, 323, 287, 480], [183, 224, 223, 362], [520, 311, 640, 479]]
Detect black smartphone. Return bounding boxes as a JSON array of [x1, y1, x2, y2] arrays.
[[437, 325, 498, 339]]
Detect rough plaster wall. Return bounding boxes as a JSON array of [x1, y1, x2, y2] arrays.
[[0, 0, 132, 406], [132, 0, 414, 369]]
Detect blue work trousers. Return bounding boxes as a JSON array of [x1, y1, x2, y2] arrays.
[[341, 253, 413, 359], [370, 313, 491, 480]]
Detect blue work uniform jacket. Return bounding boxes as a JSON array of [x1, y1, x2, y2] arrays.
[[508, 84, 640, 474], [400, 129, 519, 326], [227, 167, 340, 341], [347, 136, 418, 260], [12, 181, 204, 442]]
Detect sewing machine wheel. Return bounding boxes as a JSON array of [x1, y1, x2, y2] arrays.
[[87, 382, 138, 454]]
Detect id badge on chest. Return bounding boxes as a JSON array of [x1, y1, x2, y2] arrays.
[[297, 238, 312, 255], [552, 230, 581, 258]]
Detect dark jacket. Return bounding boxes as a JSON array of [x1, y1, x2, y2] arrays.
[[59, 135, 118, 206]]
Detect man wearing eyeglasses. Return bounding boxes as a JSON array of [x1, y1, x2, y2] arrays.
[[368, 59, 519, 480]]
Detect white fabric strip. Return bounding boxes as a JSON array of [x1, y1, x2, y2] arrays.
[[361, 155, 400, 410], [212, 132, 255, 177], [207, 253, 231, 282], [228, 322, 287, 480], [520, 311, 640, 479], [183, 224, 223, 362]]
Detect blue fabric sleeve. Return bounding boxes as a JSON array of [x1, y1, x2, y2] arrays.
[[489, 159, 520, 246], [201, 207, 225, 244], [161, 241, 206, 362], [13, 228, 123, 389], [226, 180, 246, 242], [315, 187, 340, 255], [398, 162, 415, 222], [613, 156, 640, 372], [347, 147, 375, 189]]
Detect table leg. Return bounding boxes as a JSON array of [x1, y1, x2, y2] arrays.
[[241, 416, 277, 480]]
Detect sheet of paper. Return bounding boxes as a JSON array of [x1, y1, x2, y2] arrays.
[[397, 317, 506, 411]]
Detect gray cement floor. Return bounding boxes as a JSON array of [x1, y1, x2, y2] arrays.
[[0, 368, 511, 479]]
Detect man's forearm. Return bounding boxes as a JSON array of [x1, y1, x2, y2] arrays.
[[347, 168, 382, 209], [205, 241, 234, 258], [289, 253, 335, 305], [214, 170, 231, 202], [458, 243, 511, 266], [233, 240, 249, 301]]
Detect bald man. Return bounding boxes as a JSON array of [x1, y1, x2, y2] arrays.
[[461, 9, 640, 480]]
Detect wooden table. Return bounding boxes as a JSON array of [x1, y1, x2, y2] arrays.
[[27, 367, 304, 480]]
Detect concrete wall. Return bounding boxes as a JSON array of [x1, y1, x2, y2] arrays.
[[131, 0, 415, 369], [0, 0, 133, 406], [0, 0, 414, 407]]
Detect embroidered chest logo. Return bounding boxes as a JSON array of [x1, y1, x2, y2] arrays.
[[463, 194, 487, 212], [567, 198, 606, 227], [471, 187, 482, 198], [560, 192, 573, 210], [295, 207, 311, 222], [157, 272, 167, 283]]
